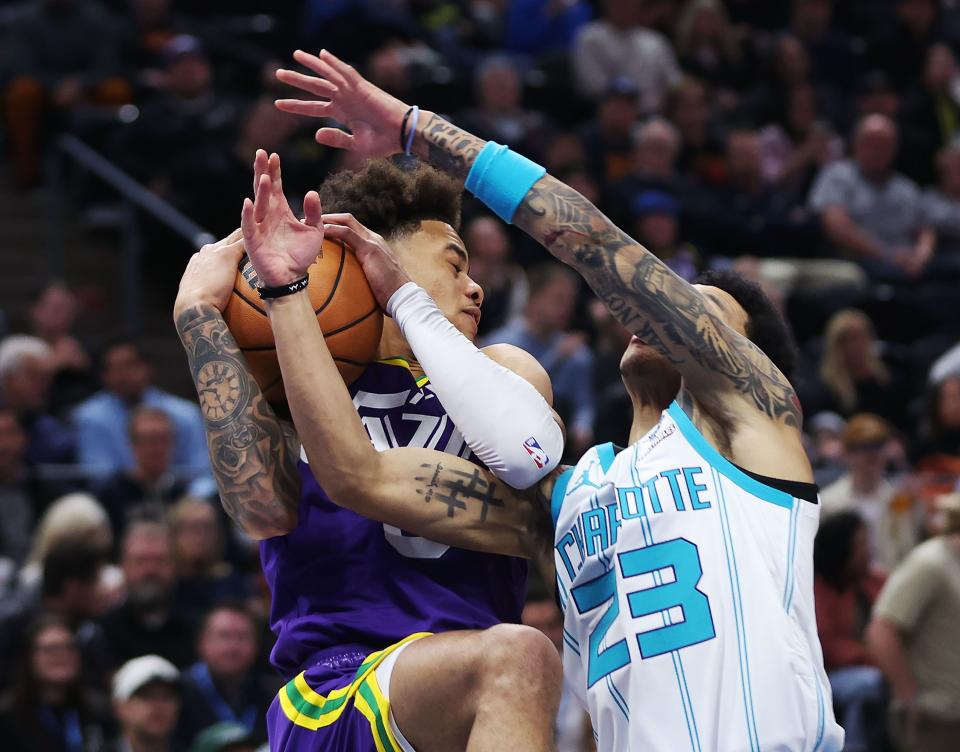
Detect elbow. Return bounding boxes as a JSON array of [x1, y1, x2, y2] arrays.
[[239, 507, 299, 541], [230, 489, 300, 541]]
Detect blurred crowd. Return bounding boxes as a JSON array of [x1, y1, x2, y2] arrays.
[[3, 0, 960, 750]]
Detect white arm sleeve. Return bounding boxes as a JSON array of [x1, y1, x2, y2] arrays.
[[387, 282, 563, 489]]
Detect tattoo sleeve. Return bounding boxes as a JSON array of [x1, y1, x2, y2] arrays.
[[411, 113, 799, 428], [175, 304, 301, 537]]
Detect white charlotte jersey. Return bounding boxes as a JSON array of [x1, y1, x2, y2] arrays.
[[552, 403, 843, 752]]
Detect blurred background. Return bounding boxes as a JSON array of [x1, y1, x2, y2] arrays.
[[1, 0, 960, 750]]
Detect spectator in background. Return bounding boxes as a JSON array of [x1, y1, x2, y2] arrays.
[[791, 0, 857, 92], [0, 540, 111, 693], [813, 511, 888, 752], [2, 0, 131, 187], [573, 0, 681, 113], [577, 77, 641, 185], [821, 413, 920, 572], [806, 411, 847, 486], [867, 0, 950, 94], [867, 493, 960, 751], [921, 145, 960, 271], [121, 34, 244, 232], [705, 128, 825, 262], [0, 335, 76, 466], [630, 190, 702, 281], [900, 44, 960, 186], [0, 407, 37, 580], [73, 340, 211, 493], [856, 70, 902, 122], [169, 498, 247, 626], [101, 521, 196, 670], [808, 309, 910, 428], [0, 613, 113, 752], [94, 407, 187, 538], [664, 76, 726, 185], [758, 84, 843, 200], [19, 493, 114, 594], [115, 0, 184, 90], [458, 56, 551, 159], [462, 216, 529, 337], [483, 264, 595, 455], [503, 0, 593, 57], [809, 114, 935, 282], [112, 655, 181, 752], [30, 282, 93, 409], [913, 375, 960, 500], [177, 603, 272, 745], [674, 0, 751, 96]]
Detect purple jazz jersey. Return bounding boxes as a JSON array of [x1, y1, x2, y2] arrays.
[[260, 360, 528, 679]]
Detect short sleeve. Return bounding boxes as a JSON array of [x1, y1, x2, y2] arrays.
[[873, 544, 942, 632]]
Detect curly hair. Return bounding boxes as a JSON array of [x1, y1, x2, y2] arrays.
[[694, 269, 799, 383], [319, 158, 462, 240]]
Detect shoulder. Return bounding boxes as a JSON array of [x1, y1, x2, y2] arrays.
[[890, 172, 922, 200], [897, 537, 948, 578], [481, 343, 553, 405], [72, 392, 115, 421], [820, 476, 852, 507], [146, 389, 201, 420]]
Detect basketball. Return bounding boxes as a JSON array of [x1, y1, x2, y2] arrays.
[[222, 237, 382, 404]]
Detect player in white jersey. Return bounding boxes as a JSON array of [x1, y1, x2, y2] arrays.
[[554, 419, 837, 751], [260, 50, 844, 750]]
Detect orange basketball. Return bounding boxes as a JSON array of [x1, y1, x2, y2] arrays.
[[222, 238, 382, 405]]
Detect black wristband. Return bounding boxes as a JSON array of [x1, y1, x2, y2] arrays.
[[256, 275, 309, 300], [400, 106, 414, 152]]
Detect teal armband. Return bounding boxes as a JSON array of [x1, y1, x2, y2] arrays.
[[464, 142, 546, 224]]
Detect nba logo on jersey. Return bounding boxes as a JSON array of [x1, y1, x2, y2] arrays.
[[523, 436, 548, 469]]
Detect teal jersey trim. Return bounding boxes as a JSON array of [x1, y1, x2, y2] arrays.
[[550, 467, 574, 528], [666, 403, 793, 509], [596, 441, 617, 473]]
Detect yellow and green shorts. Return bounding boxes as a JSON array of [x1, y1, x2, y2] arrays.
[[267, 633, 429, 752]]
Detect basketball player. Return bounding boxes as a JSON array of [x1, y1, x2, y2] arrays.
[[174, 153, 566, 752], [271, 50, 845, 750]]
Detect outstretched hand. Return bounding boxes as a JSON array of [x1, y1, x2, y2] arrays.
[[274, 49, 408, 160], [241, 149, 324, 288], [321, 213, 411, 310]]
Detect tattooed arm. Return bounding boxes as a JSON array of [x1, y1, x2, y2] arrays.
[[275, 51, 800, 429], [406, 121, 799, 427], [174, 232, 300, 540]]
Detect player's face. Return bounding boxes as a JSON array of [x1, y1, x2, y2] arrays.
[[392, 220, 484, 340]]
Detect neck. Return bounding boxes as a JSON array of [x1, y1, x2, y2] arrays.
[[38, 683, 68, 705], [131, 466, 163, 485], [376, 319, 424, 379], [628, 400, 666, 445]]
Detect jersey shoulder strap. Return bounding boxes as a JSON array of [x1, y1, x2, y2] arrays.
[[550, 442, 620, 527]]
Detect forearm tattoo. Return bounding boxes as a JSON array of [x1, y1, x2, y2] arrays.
[[413, 114, 484, 181], [415, 462, 505, 520], [415, 462, 554, 557], [176, 304, 300, 533], [514, 177, 801, 428]]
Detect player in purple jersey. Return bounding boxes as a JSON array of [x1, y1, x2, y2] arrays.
[[174, 155, 565, 751]]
